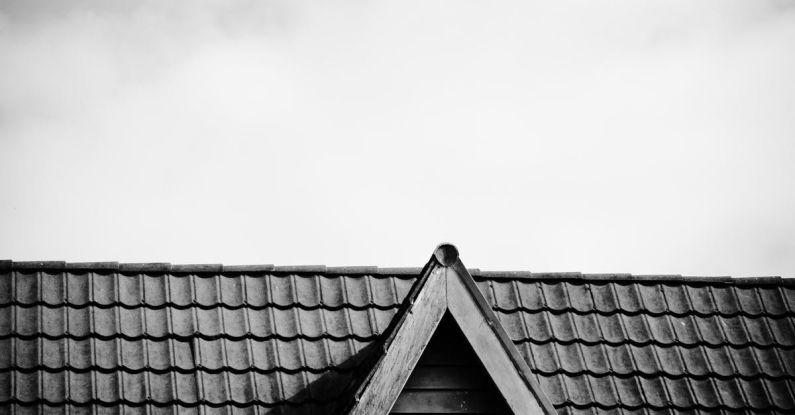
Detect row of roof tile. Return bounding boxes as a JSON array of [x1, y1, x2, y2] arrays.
[[2, 370, 357, 405], [1, 306, 398, 340], [497, 311, 795, 347], [2, 338, 373, 373], [1, 272, 415, 309], [538, 374, 795, 411], [517, 342, 795, 379], [1, 404, 334, 415], [478, 280, 795, 317]]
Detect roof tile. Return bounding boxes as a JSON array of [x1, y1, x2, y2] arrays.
[[342, 276, 369, 308], [528, 342, 558, 373], [42, 272, 65, 304], [670, 315, 700, 345], [580, 344, 609, 374], [655, 346, 686, 376], [557, 343, 586, 373], [537, 374, 566, 405], [587, 372, 618, 407], [740, 378, 773, 409], [613, 377, 644, 406], [605, 344, 635, 374], [567, 283, 596, 313], [637, 284, 667, 314], [220, 275, 245, 307], [43, 371, 66, 402], [683, 285, 714, 316], [319, 276, 344, 307], [768, 379, 795, 410], [175, 372, 199, 402], [736, 287, 765, 315], [541, 282, 571, 311], [0, 339, 11, 369], [613, 284, 643, 313], [638, 376, 668, 408], [597, 314, 627, 344], [0, 272, 11, 304], [3, 263, 794, 413], [661, 284, 690, 315], [745, 317, 776, 346], [564, 374, 594, 406], [760, 287, 789, 315], [629, 344, 660, 375], [589, 284, 619, 313], [118, 274, 141, 306], [194, 275, 220, 306], [549, 313, 577, 342]]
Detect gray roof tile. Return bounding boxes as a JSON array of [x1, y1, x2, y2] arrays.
[[3, 262, 795, 413]]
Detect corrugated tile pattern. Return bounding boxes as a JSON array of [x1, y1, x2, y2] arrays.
[[0, 268, 418, 414], [476, 277, 795, 415]]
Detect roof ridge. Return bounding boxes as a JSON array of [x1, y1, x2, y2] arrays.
[[0, 260, 423, 275], [1, 260, 789, 285], [474, 271, 789, 285]]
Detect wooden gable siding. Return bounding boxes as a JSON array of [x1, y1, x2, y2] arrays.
[[390, 313, 512, 414]]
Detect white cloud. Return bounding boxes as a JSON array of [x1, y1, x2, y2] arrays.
[[1, 0, 794, 276]]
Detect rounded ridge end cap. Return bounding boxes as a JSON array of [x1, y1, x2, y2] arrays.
[[433, 243, 459, 267]]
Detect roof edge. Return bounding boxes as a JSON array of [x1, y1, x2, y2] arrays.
[[0, 259, 788, 285]]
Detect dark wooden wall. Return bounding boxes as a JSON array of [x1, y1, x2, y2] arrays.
[[390, 313, 512, 414]]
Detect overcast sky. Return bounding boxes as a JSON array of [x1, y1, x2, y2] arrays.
[[1, 0, 794, 276]]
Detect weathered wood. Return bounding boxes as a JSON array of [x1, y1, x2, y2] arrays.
[[447, 266, 550, 415], [391, 390, 505, 413], [349, 266, 447, 415], [350, 246, 556, 415]]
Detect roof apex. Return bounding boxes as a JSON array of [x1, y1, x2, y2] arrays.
[[433, 242, 459, 266]]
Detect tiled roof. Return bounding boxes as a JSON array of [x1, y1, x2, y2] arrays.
[[474, 272, 795, 415], [2, 259, 794, 414], [0, 261, 419, 414]]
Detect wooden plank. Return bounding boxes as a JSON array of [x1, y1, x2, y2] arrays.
[[350, 266, 447, 415], [391, 390, 506, 414], [403, 366, 489, 390], [447, 267, 550, 415]]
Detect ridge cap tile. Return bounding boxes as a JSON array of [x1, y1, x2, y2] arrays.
[[171, 264, 223, 273], [222, 264, 274, 272], [375, 267, 422, 275], [680, 276, 734, 284], [0, 259, 11, 271], [475, 270, 534, 278], [531, 272, 583, 279], [64, 262, 119, 270], [118, 263, 171, 272], [272, 265, 327, 273], [325, 266, 378, 275], [733, 276, 783, 286], [12, 261, 66, 270], [631, 274, 684, 281]]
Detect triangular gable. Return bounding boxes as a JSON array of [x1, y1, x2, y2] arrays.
[[349, 244, 556, 415], [391, 313, 513, 414]]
